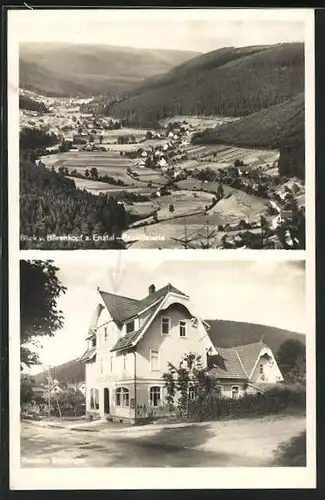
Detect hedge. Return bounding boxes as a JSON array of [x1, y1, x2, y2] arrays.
[[188, 384, 305, 422]]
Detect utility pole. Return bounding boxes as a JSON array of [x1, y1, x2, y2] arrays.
[[48, 365, 51, 420]]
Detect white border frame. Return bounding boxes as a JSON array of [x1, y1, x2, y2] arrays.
[[8, 7, 315, 491]]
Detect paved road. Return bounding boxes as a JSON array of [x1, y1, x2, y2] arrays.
[[20, 414, 305, 468]]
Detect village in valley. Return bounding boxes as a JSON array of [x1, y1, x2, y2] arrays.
[[20, 86, 305, 249]]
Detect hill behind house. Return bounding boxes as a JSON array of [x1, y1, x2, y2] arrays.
[[105, 43, 304, 122], [206, 320, 305, 354], [32, 320, 305, 385], [19, 43, 199, 97], [33, 359, 85, 385]]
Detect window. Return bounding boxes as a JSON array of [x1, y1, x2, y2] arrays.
[[123, 355, 127, 370], [115, 387, 129, 407], [259, 364, 264, 375], [104, 327, 108, 341], [188, 385, 197, 400], [150, 349, 160, 371], [126, 320, 135, 334], [91, 337, 96, 347], [179, 320, 187, 337], [161, 317, 170, 335], [231, 386, 239, 399], [90, 388, 99, 410], [150, 386, 161, 407]]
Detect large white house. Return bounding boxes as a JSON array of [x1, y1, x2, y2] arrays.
[[80, 284, 283, 422]]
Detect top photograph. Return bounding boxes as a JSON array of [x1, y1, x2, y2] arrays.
[[12, 9, 312, 250]]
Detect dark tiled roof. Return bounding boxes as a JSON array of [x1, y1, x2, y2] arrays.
[[100, 283, 187, 352], [209, 347, 247, 380], [209, 342, 269, 380], [137, 283, 188, 312], [99, 291, 140, 323], [110, 300, 164, 352], [235, 342, 269, 376], [79, 347, 96, 363]]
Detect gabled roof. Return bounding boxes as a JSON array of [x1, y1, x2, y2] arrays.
[[99, 283, 187, 325], [137, 283, 188, 313], [208, 342, 269, 381], [235, 342, 270, 377], [99, 291, 140, 324], [110, 299, 164, 352], [108, 284, 188, 352], [209, 347, 247, 380]]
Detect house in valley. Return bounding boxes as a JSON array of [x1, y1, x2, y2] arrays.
[[207, 342, 284, 398], [79, 283, 216, 422], [80, 283, 283, 423]]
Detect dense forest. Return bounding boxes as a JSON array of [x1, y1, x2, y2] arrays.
[[104, 43, 304, 123], [20, 127, 59, 151], [20, 127, 130, 249], [19, 95, 49, 114], [20, 161, 128, 249]]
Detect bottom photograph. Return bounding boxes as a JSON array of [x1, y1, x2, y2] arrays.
[[19, 254, 307, 469]]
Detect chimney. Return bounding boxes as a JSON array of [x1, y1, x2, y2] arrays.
[[148, 284, 155, 295]]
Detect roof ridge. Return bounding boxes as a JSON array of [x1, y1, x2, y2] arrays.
[[236, 341, 269, 348], [234, 349, 249, 378], [99, 289, 140, 303]]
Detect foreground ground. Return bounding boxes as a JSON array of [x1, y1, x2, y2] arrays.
[[21, 414, 305, 468]]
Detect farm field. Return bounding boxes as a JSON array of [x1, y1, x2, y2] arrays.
[[70, 177, 155, 197], [182, 144, 279, 167], [207, 189, 268, 223], [41, 151, 150, 187], [68, 176, 114, 192], [129, 167, 167, 186], [102, 127, 146, 142], [123, 214, 220, 249], [123, 186, 268, 248], [129, 189, 215, 226], [160, 115, 239, 129]]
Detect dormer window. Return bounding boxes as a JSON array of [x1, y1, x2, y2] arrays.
[[126, 320, 135, 334]]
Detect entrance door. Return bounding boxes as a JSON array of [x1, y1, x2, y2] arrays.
[[104, 388, 110, 414]]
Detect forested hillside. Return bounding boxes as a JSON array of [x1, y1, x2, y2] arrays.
[[33, 359, 85, 385], [105, 43, 304, 123], [20, 43, 199, 97], [206, 320, 305, 354], [19, 94, 49, 113], [192, 93, 305, 179], [192, 93, 304, 149], [20, 161, 128, 249]]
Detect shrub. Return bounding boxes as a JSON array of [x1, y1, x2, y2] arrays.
[[188, 384, 305, 422]]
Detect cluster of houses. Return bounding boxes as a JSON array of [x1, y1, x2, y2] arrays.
[[32, 379, 86, 400], [79, 283, 284, 423], [130, 123, 193, 178]]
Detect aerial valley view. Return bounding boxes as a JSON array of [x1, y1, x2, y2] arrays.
[[19, 41, 305, 249]]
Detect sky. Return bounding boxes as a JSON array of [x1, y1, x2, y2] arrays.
[[23, 254, 306, 374], [10, 10, 306, 53]]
